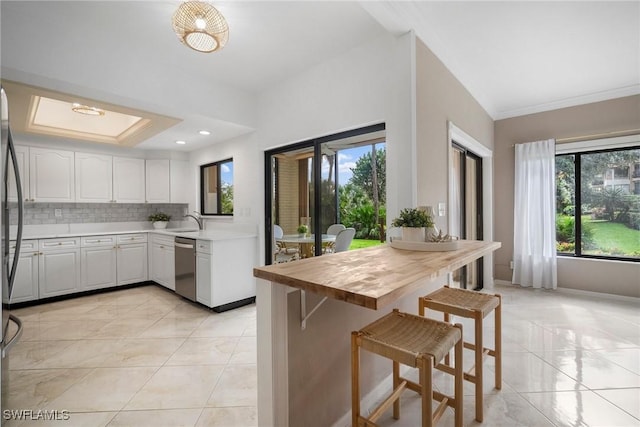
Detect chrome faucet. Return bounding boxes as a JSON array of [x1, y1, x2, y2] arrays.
[[184, 211, 203, 230]]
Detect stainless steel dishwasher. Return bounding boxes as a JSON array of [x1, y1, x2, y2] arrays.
[[174, 237, 196, 302]]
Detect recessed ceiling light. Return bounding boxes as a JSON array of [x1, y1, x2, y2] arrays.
[[198, 130, 210, 135], [175, 140, 186, 145]]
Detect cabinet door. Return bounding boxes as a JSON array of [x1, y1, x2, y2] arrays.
[[81, 246, 117, 290], [170, 159, 189, 203], [145, 159, 170, 203], [29, 147, 75, 202], [150, 243, 174, 290], [113, 157, 145, 203], [10, 251, 39, 303], [8, 145, 29, 202], [196, 252, 212, 307], [75, 152, 113, 202], [163, 246, 175, 290], [39, 249, 81, 298], [117, 243, 148, 285]]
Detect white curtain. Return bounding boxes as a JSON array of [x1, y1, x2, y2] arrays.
[[513, 139, 557, 289]]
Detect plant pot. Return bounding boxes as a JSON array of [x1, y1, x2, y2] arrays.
[[401, 227, 425, 242], [153, 221, 168, 229]]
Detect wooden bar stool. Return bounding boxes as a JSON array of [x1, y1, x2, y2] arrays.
[[351, 309, 463, 427], [419, 286, 502, 422]]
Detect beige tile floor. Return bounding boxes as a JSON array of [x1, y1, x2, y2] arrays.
[[371, 284, 640, 427], [7, 285, 256, 427], [7, 284, 640, 426]]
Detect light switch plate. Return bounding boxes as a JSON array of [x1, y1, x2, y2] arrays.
[[438, 202, 446, 217]]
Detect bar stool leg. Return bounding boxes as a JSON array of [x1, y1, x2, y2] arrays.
[[351, 332, 360, 427], [454, 324, 463, 427], [393, 360, 400, 419], [443, 312, 451, 367], [420, 356, 434, 427], [495, 295, 502, 390], [474, 309, 483, 422]]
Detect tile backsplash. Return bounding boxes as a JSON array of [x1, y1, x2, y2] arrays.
[[9, 203, 188, 225]]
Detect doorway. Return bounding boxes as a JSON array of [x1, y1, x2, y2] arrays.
[[451, 143, 483, 289]]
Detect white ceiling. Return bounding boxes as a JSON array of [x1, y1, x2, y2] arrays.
[[1, 1, 638, 151]]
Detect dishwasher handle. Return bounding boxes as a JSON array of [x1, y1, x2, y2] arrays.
[[175, 242, 195, 249]]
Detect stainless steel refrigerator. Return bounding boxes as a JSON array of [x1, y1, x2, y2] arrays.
[[1, 86, 24, 424]]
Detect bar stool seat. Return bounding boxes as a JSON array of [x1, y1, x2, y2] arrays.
[[419, 286, 502, 422], [352, 309, 463, 427]]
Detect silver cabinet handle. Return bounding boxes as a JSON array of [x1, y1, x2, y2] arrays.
[[174, 242, 193, 249]]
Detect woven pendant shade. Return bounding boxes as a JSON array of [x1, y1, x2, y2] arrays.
[[172, 1, 229, 53]]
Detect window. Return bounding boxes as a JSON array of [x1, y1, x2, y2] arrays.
[[556, 146, 640, 260], [200, 159, 233, 215]]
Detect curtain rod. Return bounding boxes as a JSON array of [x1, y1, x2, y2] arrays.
[[512, 129, 640, 147]]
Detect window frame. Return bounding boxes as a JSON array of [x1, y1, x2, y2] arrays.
[[200, 158, 234, 216], [556, 145, 640, 262]]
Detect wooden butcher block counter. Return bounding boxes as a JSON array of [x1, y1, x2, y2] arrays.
[[253, 239, 502, 310]]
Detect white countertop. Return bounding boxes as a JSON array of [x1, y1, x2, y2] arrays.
[[13, 222, 258, 241]]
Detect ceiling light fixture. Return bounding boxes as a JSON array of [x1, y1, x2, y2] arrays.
[[176, 140, 186, 145], [172, 1, 229, 53], [198, 130, 210, 135], [71, 102, 105, 116]]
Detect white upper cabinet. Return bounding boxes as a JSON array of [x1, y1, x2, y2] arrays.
[[145, 159, 170, 203], [29, 147, 75, 202], [113, 157, 145, 203], [8, 145, 29, 202], [170, 159, 189, 204], [75, 152, 113, 203]]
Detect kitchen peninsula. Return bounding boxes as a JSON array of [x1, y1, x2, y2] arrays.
[[254, 239, 501, 427]]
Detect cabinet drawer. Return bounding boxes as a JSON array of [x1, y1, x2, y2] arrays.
[[151, 234, 174, 246], [81, 235, 117, 247], [40, 237, 80, 251], [196, 239, 212, 254], [10, 239, 38, 253], [117, 233, 147, 244]]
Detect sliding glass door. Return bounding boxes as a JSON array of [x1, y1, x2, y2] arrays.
[[264, 124, 385, 264]]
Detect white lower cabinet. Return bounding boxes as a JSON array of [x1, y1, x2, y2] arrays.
[[9, 240, 39, 303], [80, 234, 148, 290], [149, 234, 175, 290], [196, 251, 212, 307], [81, 235, 117, 291], [81, 245, 118, 291], [116, 234, 148, 285], [39, 238, 81, 298], [194, 237, 257, 311]]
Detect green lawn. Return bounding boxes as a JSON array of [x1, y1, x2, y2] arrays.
[[349, 238, 384, 250], [585, 220, 640, 256]]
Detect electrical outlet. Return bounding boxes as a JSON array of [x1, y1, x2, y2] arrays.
[[509, 261, 514, 269], [438, 202, 446, 217], [54, 209, 62, 217]]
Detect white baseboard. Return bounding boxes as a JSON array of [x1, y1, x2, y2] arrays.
[[556, 286, 640, 302], [492, 279, 638, 302]]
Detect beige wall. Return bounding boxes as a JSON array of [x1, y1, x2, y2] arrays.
[[415, 39, 494, 232], [494, 95, 640, 297]]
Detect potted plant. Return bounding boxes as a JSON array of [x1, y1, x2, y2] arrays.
[[296, 224, 309, 237], [391, 208, 434, 242], [148, 212, 171, 229]]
